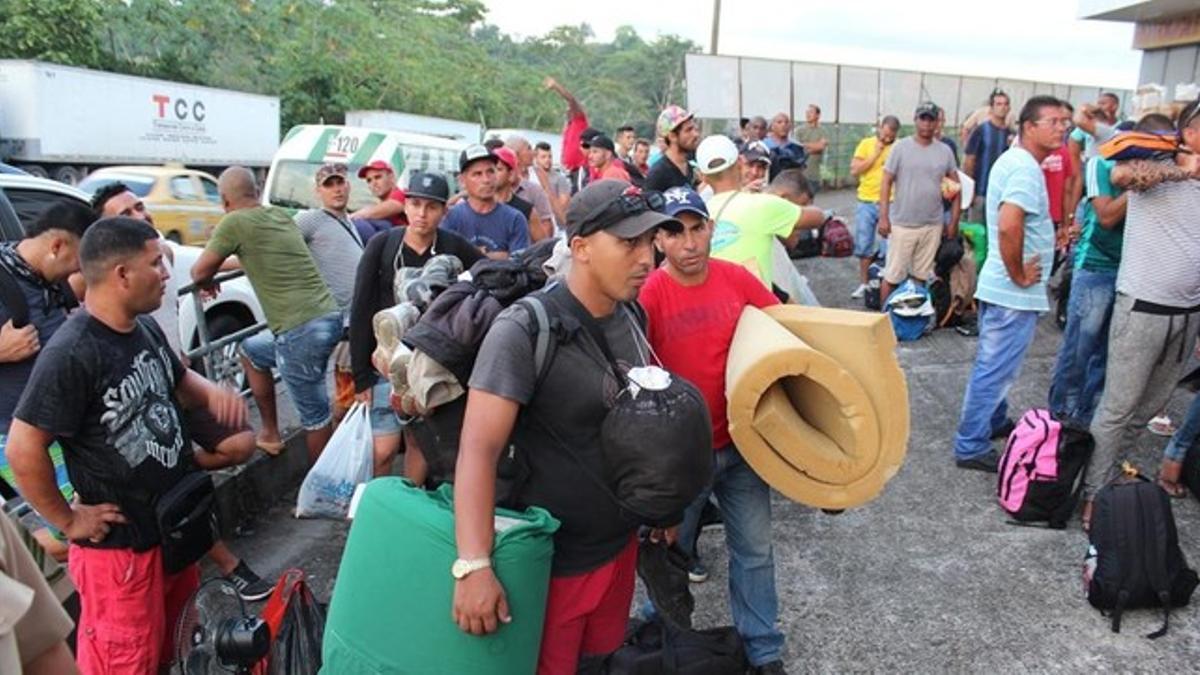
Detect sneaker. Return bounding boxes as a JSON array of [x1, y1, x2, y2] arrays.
[[956, 450, 1000, 473], [226, 560, 273, 602], [990, 418, 1016, 440], [954, 320, 979, 337], [687, 558, 709, 584], [751, 660, 789, 674], [1148, 415, 1176, 437], [850, 283, 868, 299]]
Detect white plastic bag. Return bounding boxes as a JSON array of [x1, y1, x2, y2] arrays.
[[295, 402, 373, 519]]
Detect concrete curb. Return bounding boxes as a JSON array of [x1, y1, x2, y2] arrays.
[[212, 432, 308, 538]]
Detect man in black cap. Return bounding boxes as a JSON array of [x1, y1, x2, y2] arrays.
[[587, 134, 631, 183], [452, 180, 680, 673], [876, 102, 961, 302], [441, 145, 530, 260], [349, 171, 483, 479], [739, 140, 773, 192]]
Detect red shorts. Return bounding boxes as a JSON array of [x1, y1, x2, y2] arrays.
[[537, 536, 637, 675], [68, 544, 200, 674]]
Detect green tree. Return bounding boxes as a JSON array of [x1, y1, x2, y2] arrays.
[[0, 0, 105, 67]]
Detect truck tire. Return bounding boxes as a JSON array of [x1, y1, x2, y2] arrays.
[[52, 165, 83, 186], [22, 165, 49, 179]]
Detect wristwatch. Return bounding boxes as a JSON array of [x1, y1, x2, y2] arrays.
[[451, 557, 492, 580]]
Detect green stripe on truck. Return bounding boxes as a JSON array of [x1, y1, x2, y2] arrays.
[[350, 132, 385, 166], [307, 128, 341, 163]]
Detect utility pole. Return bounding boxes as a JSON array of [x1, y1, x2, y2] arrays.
[[710, 0, 721, 55]]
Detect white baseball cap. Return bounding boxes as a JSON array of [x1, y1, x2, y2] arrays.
[[691, 135, 739, 176]]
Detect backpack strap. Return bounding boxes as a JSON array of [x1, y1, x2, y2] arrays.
[[0, 266, 30, 328], [1136, 485, 1173, 639], [1109, 483, 1142, 634]]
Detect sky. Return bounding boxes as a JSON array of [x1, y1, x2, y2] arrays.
[[481, 0, 1142, 89]]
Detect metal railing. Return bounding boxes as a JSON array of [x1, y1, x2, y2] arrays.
[[177, 269, 268, 393]]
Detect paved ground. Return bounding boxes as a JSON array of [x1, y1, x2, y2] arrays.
[[221, 189, 1200, 672]]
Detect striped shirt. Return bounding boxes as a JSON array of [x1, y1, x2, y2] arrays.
[[1117, 173, 1200, 308], [975, 147, 1055, 312]]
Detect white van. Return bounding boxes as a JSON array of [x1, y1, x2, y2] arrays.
[[262, 124, 466, 211]]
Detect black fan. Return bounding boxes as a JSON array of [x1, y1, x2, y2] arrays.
[[175, 578, 270, 674]]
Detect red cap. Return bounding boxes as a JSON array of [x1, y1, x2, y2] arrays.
[[493, 147, 518, 171], [356, 159, 394, 178]]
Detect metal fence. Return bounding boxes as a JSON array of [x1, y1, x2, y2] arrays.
[[177, 269, 267, 393], [687, 53, 1132, 187]]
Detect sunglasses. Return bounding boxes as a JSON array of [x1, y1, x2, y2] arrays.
[[577, 187, 665, 238]]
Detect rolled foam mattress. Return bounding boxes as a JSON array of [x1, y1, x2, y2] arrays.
[[322, 478, 560, 674], [726, 305, 909, 509]]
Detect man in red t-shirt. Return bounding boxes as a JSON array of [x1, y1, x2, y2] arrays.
[[351, 159, 407, 226], [1042, 102, 1080, 246], [587, 135, 631, 182], [639, 186, 787, 674]]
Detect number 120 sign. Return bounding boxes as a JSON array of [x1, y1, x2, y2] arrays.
[[326, 134, 361, 159]]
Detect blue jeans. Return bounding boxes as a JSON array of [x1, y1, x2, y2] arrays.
[[1164, 394, 1200, 463], [1048, 268, 1116, 426], [953, 302, 1040, 459], [645, 446, 784, 666], [854, 201, 887, 260], [240, 311, 343, 430]]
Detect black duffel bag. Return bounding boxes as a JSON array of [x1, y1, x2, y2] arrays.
[[605, 618, 748, 674]]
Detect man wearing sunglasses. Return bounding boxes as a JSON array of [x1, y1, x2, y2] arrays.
[[1083, 100, 1200, 523], [953, 96, 1066, 473], [452, 180, 681, 673]]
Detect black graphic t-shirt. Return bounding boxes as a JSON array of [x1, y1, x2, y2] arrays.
[[14, 312, 193, 550]]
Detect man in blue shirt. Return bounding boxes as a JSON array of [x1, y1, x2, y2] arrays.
[[963, 90, 1013, 226], [441, 144, 530, 259], [953, 96, 1069, 472]]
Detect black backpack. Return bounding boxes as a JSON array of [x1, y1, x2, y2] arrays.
[[604, 618, 748, 674], [1086, 474, 1199, 638], [0, 265, 78, 329]]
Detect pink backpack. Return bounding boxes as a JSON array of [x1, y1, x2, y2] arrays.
[[997, 409, 1093, 529]]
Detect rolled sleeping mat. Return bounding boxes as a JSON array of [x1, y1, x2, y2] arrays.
[[764, 305, 909, 487], [726, 306, 909, 509]]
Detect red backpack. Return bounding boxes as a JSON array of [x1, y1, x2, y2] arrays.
[[820, 217, 853, 258]]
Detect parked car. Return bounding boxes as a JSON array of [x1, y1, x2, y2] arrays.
[[0, 173, 265, 389], [77, 165, 224, 245]]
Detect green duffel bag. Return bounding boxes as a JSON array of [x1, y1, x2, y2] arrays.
[[322, 478, 560, 674], [959, 222, 987, 270]]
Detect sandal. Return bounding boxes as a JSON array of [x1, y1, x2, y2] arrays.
[[256, 439, 285, 456]]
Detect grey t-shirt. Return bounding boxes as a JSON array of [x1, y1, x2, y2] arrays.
[[884, 136, 957, 226], [294, 208, 364, 310], [469, 284, 643, 575], [1118, 176, 1200, 308]]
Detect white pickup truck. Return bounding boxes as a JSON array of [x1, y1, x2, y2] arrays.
[[0, 172, 266, 386]]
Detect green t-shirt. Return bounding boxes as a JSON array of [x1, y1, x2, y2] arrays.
[[205, 206, 337, 334], [707, 191, 801, 285], [1074, 157, 1124, 274], [795, 125, 829, 176]]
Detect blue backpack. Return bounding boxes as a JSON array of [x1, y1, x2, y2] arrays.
[[885, 280, 933, 342]]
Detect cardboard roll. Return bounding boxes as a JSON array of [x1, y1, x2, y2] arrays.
[[726, 305, 909, 509]]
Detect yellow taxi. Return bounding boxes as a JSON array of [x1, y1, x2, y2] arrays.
[[78, 164, 224, 245]]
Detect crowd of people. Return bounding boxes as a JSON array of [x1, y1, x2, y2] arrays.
[[1, 66, 1199, 675]]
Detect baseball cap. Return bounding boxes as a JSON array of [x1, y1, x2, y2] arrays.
[[580, 127, 602, 149], [656, 105, 695, 139], [405, 171, 450, 204], [915, 102, 941, 119], [740, 140, 771, 165], [356, 159, 393, 179], [315, 163, 348, 185], [565, 180, 681, 240], [660, 186, 709, 219], [459, 144, 496, 171], [589, 135, 616, 153], [691, 135, 739, 175], [493, 146, 518, 171]]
